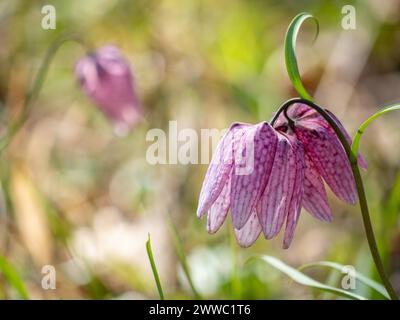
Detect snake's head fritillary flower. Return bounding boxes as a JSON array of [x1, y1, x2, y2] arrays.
[[75, 45, 142, 136], [197, 104, 366, 249]]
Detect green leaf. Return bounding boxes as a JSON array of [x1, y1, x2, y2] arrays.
[[352, 104, 400, 156], [250, 255, 367, 300], [145, 233, 165, 300], [285, 12, 319, 101], [0, 256, 29, 299], [299, 261, 389, 299], [168, 217, 202, 299]]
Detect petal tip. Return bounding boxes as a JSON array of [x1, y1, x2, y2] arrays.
[[282, 241, 291, 250], [236, 239, 254, 248], [348, 196, 357, 205], [196, 207, 206, 219], [231, 211, 250, 230]]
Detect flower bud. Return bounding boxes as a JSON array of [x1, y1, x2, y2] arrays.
[[75, 45, 142, 135]]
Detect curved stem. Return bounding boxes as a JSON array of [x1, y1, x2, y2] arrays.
[[352, 104, 400, 156], [0, 34, 89, 152], [271, 98, 398, 300]]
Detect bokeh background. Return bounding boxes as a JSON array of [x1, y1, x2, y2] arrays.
[[0, 0, 400, 299]]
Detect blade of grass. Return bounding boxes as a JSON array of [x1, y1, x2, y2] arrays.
[[249, 255, 367, 300], [0, 256, 29, 299], [299, 261, 389, 299], [321, 268, 342, 300], [168, 217, 202, 299], [146, 233, 165, 300]]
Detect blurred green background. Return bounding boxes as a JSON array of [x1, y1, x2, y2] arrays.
[[0, 0, 399, 299]]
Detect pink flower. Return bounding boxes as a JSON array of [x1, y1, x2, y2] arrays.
[[75, 45, 142, 135], [197, 103, 366, 248]]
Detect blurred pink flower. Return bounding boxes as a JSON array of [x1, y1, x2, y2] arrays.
[[197, 103, 366, 248], [75, 45, 142, 135]]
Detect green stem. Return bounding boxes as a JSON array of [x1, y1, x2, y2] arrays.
[[146, 234, 165, 300], [271, 98, 399, 300], [229, 226, 242, 299], [0, 34, 88, 152], [168, 216, 202, 299], [352, 104, 400, 156]]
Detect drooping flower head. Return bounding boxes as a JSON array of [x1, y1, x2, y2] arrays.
[[197, 103, 366, 248], [75, 45, 142, 135]]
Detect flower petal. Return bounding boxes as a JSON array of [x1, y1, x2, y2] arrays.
[[302, 153, 332, 222], [297, 108, 367, 170], [75, 46, 142, 131], [324, 110, 367, 170], [276, 104, 367, 171], [197, 123, 247, 218], [230, 122, 277, 229], [257, 132, 294, 239], [207, 179, 231, 233], [295, 123, 356, 205], [234, 210, 262, 247], [75, 57, 99, 94], [283, 139, 305, 249], [95, 46, 130, 75], [273, 103, 317, 128]]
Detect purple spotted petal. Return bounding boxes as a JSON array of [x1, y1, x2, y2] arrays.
[[302, 153, 332, 222], [207, 179, 231, 233], [230, 122, 278, 229], [197, 123, 247, 218], [287, 103, 317, 119], [257, 132, 295, 239], [303, 111, 367, 170], [275, 104, 367, 171], [273, 103, 318, 128], [323, 110, 367, 170], [283, 139, 305, 249], [294, 106, 367, 170], [295, 122, 356, 205], [234, 210, 262, 247]]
